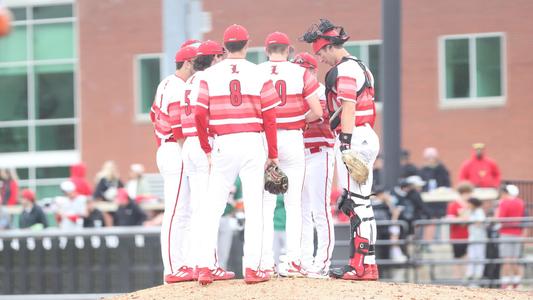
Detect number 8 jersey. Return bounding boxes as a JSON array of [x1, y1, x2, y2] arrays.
[[258, 61, 319, 130], [196, 59, 280, 135]]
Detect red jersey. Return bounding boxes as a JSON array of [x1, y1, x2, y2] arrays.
[[325, 56, 376, 129], [303, 84, 335, 149], [497, 197, 525, 236], [258, 61, 319, 130], [447, 200, 469, 240], [150, 74, 186, 146], [195, 58, 281, 158]]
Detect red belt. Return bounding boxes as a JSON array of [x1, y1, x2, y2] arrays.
[[308, 147, 322, 154], [162, 137, 176, 143]]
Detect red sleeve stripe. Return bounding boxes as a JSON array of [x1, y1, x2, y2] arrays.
[[336, 76, 357, 102], [260, 80, 281, 109], [262, 100, 281, 112], [197, 80, 210, 108], [302, 69, 320, 98]]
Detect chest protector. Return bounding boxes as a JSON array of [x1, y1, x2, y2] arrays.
[[325, 57, 376, 130]]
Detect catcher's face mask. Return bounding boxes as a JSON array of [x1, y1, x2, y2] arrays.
[[300, 19, 350, 54]]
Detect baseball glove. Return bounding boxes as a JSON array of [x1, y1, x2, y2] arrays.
[[341, 150, 369, 185], [264, 163, 289, 194]]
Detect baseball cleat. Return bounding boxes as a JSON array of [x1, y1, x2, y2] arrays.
[[329, 264, 378, 281], [212, 267, 235, 281], [278, 261, 307, 277], [244, 268, 269, 284], [197, 267, 214, 286], [164, 266, 195, 283], [306, 267, 330, 279]]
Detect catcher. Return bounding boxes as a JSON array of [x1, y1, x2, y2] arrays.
[[301, 19, 380, 280]]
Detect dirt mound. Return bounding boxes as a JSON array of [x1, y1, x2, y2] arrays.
[[108, 278, 531, 300]]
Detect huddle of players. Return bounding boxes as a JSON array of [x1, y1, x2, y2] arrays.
[[150, 19, 379, 286]]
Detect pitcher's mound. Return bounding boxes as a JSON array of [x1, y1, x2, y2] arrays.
[[108, 278, 531, 300]]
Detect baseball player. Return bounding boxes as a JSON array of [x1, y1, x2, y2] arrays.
[[194, 24, 281, 285], [181, 40, 235, 281], [302, 19, 380, 280], [258, 32, 323, 277], [293, 52, 336, 278], [150, 45, 196, 283]]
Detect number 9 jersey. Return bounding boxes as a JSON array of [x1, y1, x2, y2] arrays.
[[258, 61, 319, 130]]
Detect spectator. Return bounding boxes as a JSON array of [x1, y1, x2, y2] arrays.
[[56, 181, 87, 229], [0, 196, 10, 230], [401, 150, 419, 178], [446, 182, 474, 278], [371, 186, 401, 272], [93, 161, 124, 202], [397, 176, 432, 235], [113, 188, 146, 226], [496, 184, 526, 289], [1, 168, 19, 205], [83, 198, 105, 228], [126, 163, 150, 201], [458, 143, 500, 188], [70, 163, 92, 196], [19, 189, 47, 229], [465, 197, 487, 283], [218, 177, 242, 269], [419, 147, 451, 192], [372, 154, 383, 188]]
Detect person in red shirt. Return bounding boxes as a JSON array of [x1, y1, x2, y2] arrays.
[[69, 163, 92, 196], [458, 143, 501, 188], [446, 182, 473, 278], [496, 184, 526, 289]]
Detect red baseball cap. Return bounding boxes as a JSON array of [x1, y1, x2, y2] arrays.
[[293, 52, 318, 70], [197, 40, 225, 56], [181, 39, 201, 49], [264, 31, 290, 47], [223, 24, 249, 43], [312, 29, 338, 54], [21, 189, 36, 202], [175, 45, 197, 62]]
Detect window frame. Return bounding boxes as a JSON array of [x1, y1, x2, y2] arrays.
[[1, 0, 79, 198], [438, 32, 507, 109], [134, 53, 163, 123], [343, 40, 382, 111], [246, 47, 268, 64]]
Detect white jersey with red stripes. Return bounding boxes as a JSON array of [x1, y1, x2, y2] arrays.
[[181, 71, 203, 137], [258, 60, 319, 130], [327, 56, 376, 128], [197, 58, 280, 135], [303, 83, 335, 149], [150, 74, 186, 143]]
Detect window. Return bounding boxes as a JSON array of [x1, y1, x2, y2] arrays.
[[0, 2, 77, 198], [439, 33, 505, 108], [246, 47, 268, 64], [135, 54, 162, 120], [344, 41, 382, 103]]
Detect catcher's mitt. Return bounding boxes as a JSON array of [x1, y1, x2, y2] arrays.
[[341, 150, 369, 185], [264, 163, 289, 194]]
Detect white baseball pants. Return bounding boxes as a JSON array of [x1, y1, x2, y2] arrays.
[[262, 129, 305, 269], [335, 124, 380, 265], [301, 147, 335, 272], [156, 141, 191, 277], [181, 136, 210, 268], [197, 132, 266, 270]]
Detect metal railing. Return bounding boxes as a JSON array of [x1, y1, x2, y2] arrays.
[[411, 217, 533, 287]]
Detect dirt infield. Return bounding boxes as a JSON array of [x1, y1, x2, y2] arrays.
[[108, 278, 532, 300]]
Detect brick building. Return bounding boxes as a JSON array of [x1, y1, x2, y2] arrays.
[[1, 0, 532, 197]]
